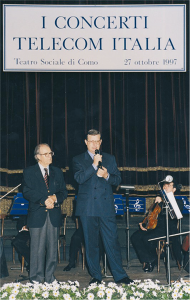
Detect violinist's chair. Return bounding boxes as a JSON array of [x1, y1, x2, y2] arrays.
[[11, 244, 29, 281], [58, 215, 67, 263], [1, 215, 25, 274], [11, 245, 25, 273], [75, 217, 85, 270], [0, 214, 20, 270], [156, 219, 181, 272], [156, 239, 166, 272], [156, 239, 177, 272]]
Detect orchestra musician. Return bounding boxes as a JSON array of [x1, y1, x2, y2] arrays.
[[131, 179, 183, 272], [12, 217, 30, 272]]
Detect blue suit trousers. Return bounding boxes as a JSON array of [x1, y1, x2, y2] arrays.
[[80, 216, 128, 281]]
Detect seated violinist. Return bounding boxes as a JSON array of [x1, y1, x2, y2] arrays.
[[131, 178, 183, 272]]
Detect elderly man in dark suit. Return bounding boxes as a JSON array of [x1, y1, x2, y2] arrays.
[[23, 143, 68, 283], [73, 129, 133, 285]]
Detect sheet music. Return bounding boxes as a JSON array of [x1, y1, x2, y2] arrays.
[[165, 191, 183, 220]]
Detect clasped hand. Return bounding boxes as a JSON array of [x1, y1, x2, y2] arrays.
[[45, 195, 57, 209]]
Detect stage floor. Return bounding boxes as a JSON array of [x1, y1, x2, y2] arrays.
[[1, 258, 189, 289]]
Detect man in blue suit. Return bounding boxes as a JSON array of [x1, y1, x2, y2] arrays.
[[23, 143, 68, 283], [73, 129, 133, 285]]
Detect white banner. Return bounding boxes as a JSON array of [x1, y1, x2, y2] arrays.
[[3, 4, 186, 72]]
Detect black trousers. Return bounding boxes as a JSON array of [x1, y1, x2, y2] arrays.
[[12, 231, 30, 265], [131, 229, 158, 264], [0, 237, 9, 278], [69, 226, 84, 265], [131, 226, 182, 264]]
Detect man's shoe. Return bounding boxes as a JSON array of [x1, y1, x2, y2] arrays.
[[30, 280, 41, 284], [63, 263, 75, 271], [89, 278, 101, 285], [143, 262, 155, 273], [116, 277, 134, 285], [148, 262, 154, 272], [143, 262, 149, 272], [52, 279, 60, 284]]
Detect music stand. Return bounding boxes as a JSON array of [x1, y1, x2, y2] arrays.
[[119, 185, 134, 267], [149, 177, 183, 285]]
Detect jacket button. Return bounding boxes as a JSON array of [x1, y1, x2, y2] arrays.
[[94, 197, 97, 199], [45, 210, 47, 212]]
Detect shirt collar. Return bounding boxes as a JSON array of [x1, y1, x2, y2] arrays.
[[38, 163, 49, 175], [87, 150, 94, 160]]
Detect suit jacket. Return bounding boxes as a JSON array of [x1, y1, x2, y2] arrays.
[[73, 151, 121, 217], [23, 164, 68, 228]]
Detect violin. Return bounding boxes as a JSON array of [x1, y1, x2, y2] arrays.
[[142, 201, 162, 230]]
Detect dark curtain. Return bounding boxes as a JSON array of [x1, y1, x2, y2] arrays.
[[1, 0, 189, 195]]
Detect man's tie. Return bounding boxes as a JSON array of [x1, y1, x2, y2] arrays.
[[44, 168, 49, 189]]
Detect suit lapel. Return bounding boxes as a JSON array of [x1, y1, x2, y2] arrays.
[[85, 151, 93, 161], [84, 151, 93, 166], [84, 151, 100, 183]]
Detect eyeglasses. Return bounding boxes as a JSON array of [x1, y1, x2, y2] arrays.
[[87, 140, 101, 144], [38, 151, 54, 157]]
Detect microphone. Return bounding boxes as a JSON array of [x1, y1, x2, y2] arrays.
[[95, 149, 102, 169], [159, 175, 182, 190], [159, 175, 173, 184], [164, 175, 173, 182]]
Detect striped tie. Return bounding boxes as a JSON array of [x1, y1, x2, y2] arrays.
[[44, 168, 49, 189]]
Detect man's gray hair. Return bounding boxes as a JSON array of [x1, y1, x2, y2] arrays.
[[34, 143, 50, 161]]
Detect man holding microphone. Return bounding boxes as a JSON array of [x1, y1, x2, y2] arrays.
[[73, 129, 133, 285]]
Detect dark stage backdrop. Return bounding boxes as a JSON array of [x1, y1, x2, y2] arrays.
[[1, 0, 189, 196]]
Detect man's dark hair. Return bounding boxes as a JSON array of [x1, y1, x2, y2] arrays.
[[34, 143, 50, 161], [86, 129, 101, 140], [162, 180, 182, 191]]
